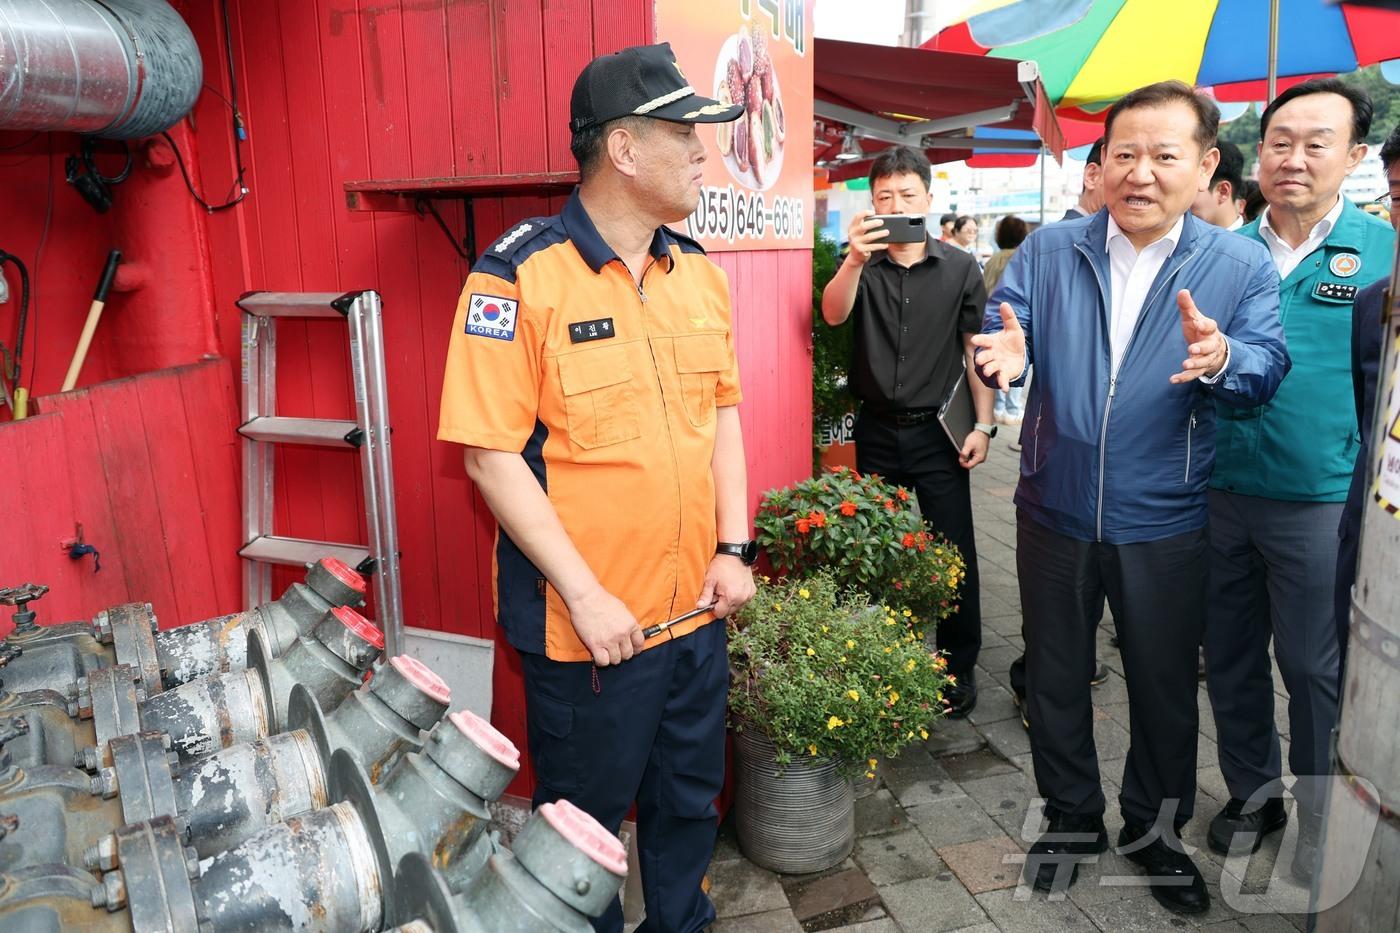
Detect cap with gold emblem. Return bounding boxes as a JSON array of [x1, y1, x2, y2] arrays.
[[569, 41, 746, 133]]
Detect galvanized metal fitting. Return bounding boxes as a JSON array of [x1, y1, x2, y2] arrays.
[[90, 767, 118, 799], [306, 557, 368, 608], [369, 656, 452, 731], [84, 833, 119, 872], [512, 799, 628, 918], [425, 710, 520, 803], [91, 870, 127, 911], [314, 607, 385, 670]]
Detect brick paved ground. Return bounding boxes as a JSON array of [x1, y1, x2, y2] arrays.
[[704, 440, 1314, 933]]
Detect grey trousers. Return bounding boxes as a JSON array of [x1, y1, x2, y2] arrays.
[[1203, 489, 1343, 814]]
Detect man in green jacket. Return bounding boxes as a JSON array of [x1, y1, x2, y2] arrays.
[[1203, 78, 1397, 882]]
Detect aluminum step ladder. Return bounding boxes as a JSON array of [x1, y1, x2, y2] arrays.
[[237, 290, 403, 654]]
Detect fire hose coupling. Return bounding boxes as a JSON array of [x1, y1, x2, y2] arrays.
[[427, 709, 521, 803], [373, 655, 452, 730], [255, 605, 386, 733], [514, 799, 629, 917]]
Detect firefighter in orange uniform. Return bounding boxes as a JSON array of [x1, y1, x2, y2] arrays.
[[438, 43, 755, 933]]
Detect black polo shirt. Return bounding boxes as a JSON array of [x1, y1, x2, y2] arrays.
[[848, 237, 987, 412]]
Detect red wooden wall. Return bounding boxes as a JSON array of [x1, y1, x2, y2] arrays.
[[0, 1, 812, 796]]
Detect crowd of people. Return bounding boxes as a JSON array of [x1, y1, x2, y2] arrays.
[[434, 37, 1399, 930], [828, 77, 1399, 917]]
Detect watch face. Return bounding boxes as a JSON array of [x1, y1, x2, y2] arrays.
[[741, 540, 759, 565]]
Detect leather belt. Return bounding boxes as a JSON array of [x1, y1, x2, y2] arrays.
[[868, 409, 938, 426]]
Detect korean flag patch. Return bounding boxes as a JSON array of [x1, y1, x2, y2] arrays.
[[466, 293, 519, 342]]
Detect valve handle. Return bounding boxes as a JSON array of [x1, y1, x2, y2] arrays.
[[0, 583, 49, 607], [0, 715, 30, 745]]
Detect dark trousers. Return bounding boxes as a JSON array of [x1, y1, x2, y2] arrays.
[[1203, 490, 1342, 815], [1018, 510, 1205, 827], [854, 413, 981, 678], [520, 620, 728, 933]]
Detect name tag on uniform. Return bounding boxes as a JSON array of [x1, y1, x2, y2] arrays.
[[568, 318, 615, 343], [1313, 281, 1358, 303]]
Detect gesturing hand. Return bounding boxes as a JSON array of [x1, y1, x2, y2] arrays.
[[969, 302, 1027, 391], [567, 586, 645, 667], [1169, 289, 1228, 384]]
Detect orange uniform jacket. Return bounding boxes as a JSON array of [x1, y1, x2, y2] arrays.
[[438, 191, 742, 661]]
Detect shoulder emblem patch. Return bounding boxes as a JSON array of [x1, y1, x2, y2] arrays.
[[494, 223, 535, 254], [1329, 253, 1360, 278], [466, 294, 518, 341]]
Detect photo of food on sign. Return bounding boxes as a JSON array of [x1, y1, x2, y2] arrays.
[[713, 22, 786, 191]]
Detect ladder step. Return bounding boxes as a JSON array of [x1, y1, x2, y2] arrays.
[[240, 536, 371, 571], [239, 416, 362, 448], [237, 291, 364, 319]]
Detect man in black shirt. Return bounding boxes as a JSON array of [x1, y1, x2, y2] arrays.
[[821, 146, 994, 716]]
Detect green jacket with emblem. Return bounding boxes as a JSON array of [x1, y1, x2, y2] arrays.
[[1211, 199, 1396, 501]]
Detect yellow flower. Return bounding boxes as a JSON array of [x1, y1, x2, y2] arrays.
[[799, 588, 811, 599], [826, 716, 845, 730], [821, 625, 829, 633], [865, 770, 876, 780], [919, 729, 929, 740], [868, 758, 878, 768], [884, 646, 893, 654], [773, 603, 784, 612], [846, 639, 855, 649], [934, 547, 944, 555], [806, 647, 816, 657], [847, 690, 860, 701], [808, 743, 819, 756], [885, 618, 896, 626], [905, 659, 917, 673], [888, 690, 900, 704], [902, 608, 912, 618], [839, 656, 847, 664]]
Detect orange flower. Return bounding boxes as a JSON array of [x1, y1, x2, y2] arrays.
[[884, 499, 896, 512], [902, 533, 917, 548], [796, 518, 812, 534], [810, 511, 827, 528], [839, 501, 857, 517], [896, 488, 910, 502]]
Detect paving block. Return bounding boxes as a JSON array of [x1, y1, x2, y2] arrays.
[[878, 873, 990, 932], [1081, 893, 1209, 932], [967, 681, 1019, 726], [881, 750, 963, 807], [925, 716, 987, 758], [852, 828, 944, 887], [712, 909, 805, 933], [936, 833, 1025, 894], [818, 918, 901, 933], [958, 770, 1032, 834], [941, 749, 1020, 783], [783, 868, 879, 923], [854, 788, 913, 837], [980, 715, 1034, 760], [708, 857, 791, 919], [973, 886, 1097, 931], [713, 815, 745, 863], [905, 795, 1004, 850]]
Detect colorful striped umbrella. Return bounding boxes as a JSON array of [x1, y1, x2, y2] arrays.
[[925, 0, 1400, 120]]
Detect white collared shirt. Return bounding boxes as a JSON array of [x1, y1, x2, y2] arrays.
[[1227, 215, 1244, 231], [1105, 214, 1185, 375], [1258, 194, 1344, 279]]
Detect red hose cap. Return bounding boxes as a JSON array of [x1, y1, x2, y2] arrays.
[[540, 799, 628, 876], [389, 655, 451, 705], [319, 557, 367, 594], [449, 709, 520, 769], [331, 606, 384, 650]]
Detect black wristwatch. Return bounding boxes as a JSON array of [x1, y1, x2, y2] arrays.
[[717, 540, 760, 566]]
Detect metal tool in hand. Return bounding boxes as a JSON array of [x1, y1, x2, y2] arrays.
[[642, 603, 719, 639]]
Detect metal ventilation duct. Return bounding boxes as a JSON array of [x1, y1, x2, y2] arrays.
[[0, 0, 202, 138]]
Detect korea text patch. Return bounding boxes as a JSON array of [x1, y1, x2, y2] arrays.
[[466, 293, 519, 341]]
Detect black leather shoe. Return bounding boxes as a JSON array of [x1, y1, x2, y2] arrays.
[[944, 673, 977, 719], [1024, 810, 1108, 892], [1207, 796, 1287, 855], [1118, 822, 1210, 914], [1290, 808, 1321, 884], [1089, 661, 1110, 686]]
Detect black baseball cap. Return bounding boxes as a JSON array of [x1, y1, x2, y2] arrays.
[[570, 42, 745, 134]]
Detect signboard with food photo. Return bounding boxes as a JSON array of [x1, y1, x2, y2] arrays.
[[657, 0, 815, 251]]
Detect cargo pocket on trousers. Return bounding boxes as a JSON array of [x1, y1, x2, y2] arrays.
[[526, 690, 581, 795], [674, 333, 729, 427], [557, 344, 642, 449]]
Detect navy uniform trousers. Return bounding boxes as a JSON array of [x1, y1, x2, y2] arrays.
[[520, 619, 728, 933]]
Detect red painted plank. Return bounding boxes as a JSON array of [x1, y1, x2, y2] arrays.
[[445, 0, 501, 176], [543, 0, 593, 173], [89, 376, 181, 622], [496, 0, 549, 175], [592, 0, 650, 53], [177, 362, 244, 615]]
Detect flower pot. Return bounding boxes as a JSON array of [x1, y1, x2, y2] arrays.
[[849, 763, 881, 799], [733, 729, 854, 874]]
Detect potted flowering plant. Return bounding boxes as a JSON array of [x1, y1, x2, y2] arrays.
[[755, 466, 925, 593], [727, 571, 951, 873]]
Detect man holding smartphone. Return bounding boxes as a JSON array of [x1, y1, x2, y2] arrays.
[[821, 145, 995, 717]]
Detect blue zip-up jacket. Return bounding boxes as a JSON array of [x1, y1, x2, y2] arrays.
[[981, 210, 1290, 544]]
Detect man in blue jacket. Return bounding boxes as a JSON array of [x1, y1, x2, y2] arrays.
[[973, 81, 1289, 915], [1203, 80, 1395, 884]]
